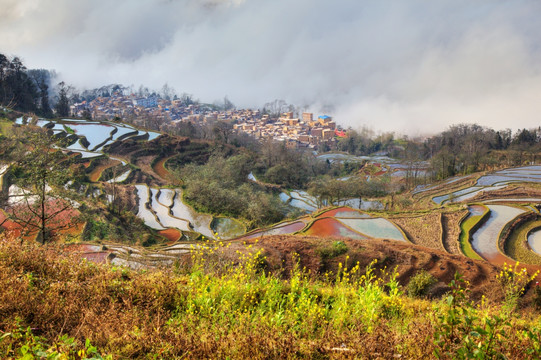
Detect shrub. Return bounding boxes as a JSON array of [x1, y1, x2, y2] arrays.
[[317, 241, 348, 259], [433, 273, 511, 359], [407, 270, 437, 298], [497, 262, 540, 314], [534, 284, 541, 311]]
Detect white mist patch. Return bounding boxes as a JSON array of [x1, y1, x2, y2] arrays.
[[3, 1, 541, 134]]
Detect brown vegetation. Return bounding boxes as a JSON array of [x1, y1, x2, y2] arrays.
[[391, 213, 445, 251], [253, 235, 503, 301], [441, 209, 469, 255], [4, 235, 541, 359]]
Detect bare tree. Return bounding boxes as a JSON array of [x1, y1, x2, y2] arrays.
[[3, 128, 79, 244]]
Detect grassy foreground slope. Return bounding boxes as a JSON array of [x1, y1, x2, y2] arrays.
[[1, 235, 541, 359]]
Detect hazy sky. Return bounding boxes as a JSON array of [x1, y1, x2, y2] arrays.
[[1, 0, 540, 135]]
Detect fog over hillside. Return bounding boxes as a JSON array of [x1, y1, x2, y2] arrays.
[[1, 0, 541, 135]]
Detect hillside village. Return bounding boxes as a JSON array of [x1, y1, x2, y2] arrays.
[[71, 93, 345, 150]]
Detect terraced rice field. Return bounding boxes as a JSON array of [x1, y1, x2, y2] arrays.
[[0, 164, 8, 187], [88, 160, 121, 182], [243, 221, 307, 239], [441, 210, 469, 255], [284, 191, 384, 213], [68, 241, 195, 269], [133, 185, 244, 240], [338, 218, 406, 241], [158, 229, 182, 243], [170, 189, 214, 239], [304, 217, 368, 239], [431, 166, 541, 205], [503, 218, 541, 265], [153, 156, 173, 179], [106, 170, 131, 183], [471, 205, 525, 263], [288, 191, 318, 212], [298, 207, 406, 241], [391, 214, 442, 249], [64, 123, 114, 151], [135, 185, 165, 230], [12, 118, 541, 270], [110, 126, 137, 141], [317, 207, 370, 218], [149, 188, 191, 232], [19, 117, 163, 160], [413, 176, 469, 195]]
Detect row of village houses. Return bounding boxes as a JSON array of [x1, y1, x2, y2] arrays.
[[70, 94, 346, 149]]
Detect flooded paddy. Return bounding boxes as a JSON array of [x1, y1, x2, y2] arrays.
[[106, 170, 131, 183], [338, 218, 406, 241], [149, 188, 191, 231], [304, 217, 367, 239], [528, 229, 541, 255], [170, 189, 214, 239], [134, 185, 165, 230], [317, 207, 368, 218], [285, 191, 384, 213], [244, 221, 306, 239], [471, 205, 525, 262], [431, 166, 541, 205]]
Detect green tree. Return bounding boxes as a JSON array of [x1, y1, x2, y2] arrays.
[[55, 81, 70, 117]]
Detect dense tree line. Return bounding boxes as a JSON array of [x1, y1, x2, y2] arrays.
[[424, 124, 541, 179], [0, 54, 58, 116], [335, 123, 541, 181], [336, 127, 397, 156]]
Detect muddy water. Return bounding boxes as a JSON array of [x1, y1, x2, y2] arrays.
[[304, 217, 367, 239], [211, 218, 245, 240]]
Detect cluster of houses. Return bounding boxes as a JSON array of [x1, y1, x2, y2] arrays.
[[71, 93, 193, 122], [233, 111, 344, 148], [70, 93, 346, 149]]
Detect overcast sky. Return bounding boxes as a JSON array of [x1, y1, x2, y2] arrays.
[[1, 0, 540, 135]]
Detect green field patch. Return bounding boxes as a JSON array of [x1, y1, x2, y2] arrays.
[[458, 205, 487, 260], [504, 215, 541, 265]]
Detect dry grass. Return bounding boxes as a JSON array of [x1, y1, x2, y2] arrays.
[[392, 213, 444, 251], [441, 210, 469, 255]]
